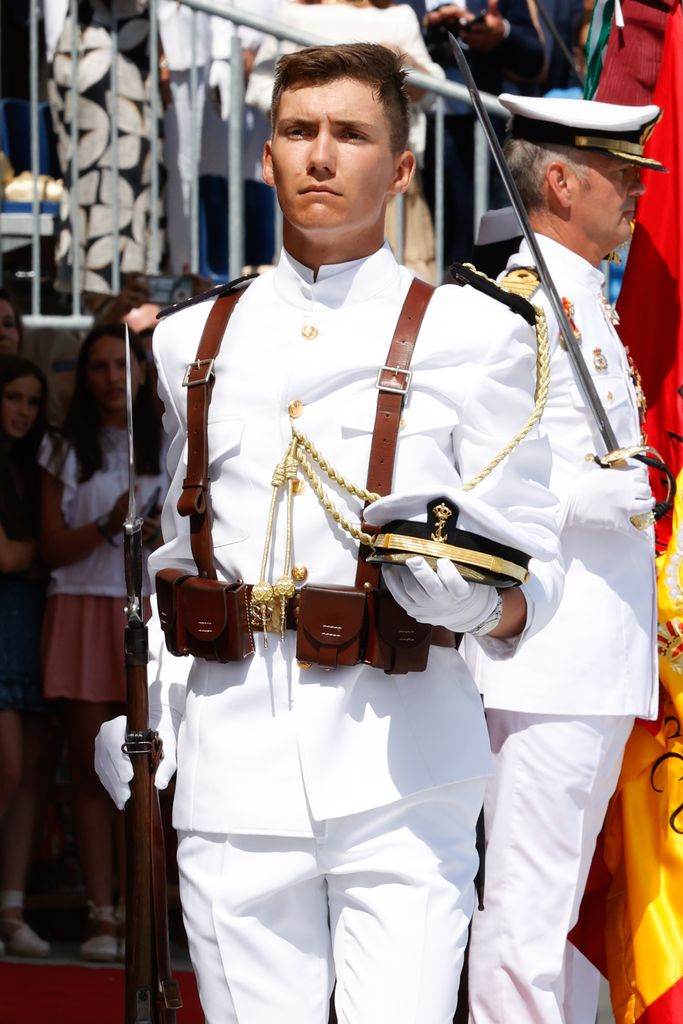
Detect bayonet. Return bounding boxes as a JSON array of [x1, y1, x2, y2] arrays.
[[124, 325, 144, 627]]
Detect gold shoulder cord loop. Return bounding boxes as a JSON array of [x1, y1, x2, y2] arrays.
[[458, 264, 550, 493]]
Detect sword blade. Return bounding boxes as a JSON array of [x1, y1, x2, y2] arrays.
[[448, 33, 619, 455]]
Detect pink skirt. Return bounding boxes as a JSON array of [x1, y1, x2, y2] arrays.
[[41, 594, 149, 703]]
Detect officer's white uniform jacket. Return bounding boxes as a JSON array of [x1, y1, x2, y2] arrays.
[[466, 234, 658, 718], [148, 244, 561, 837]]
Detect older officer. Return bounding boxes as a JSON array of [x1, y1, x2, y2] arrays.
[[95, 44, 560, 1024], [465, 95, 663, 1024]]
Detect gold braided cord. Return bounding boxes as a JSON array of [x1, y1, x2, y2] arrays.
[[291, 428, 380, 505], [462, 304, 550, 491], [294, 445, 376, 546], [280, 266, 551, 542]]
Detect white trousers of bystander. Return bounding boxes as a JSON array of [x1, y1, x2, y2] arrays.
[[177, 778, 486, 1024], [468, 710, 635, 1024]]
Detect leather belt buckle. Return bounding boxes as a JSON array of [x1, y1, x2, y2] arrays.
[[375, 365, 412, 395], [183, 358, 215, 388], [249, 593, 298, 633]]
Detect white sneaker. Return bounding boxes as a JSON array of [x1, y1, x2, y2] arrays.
[[5, 921, 51, 958], [80, 904, 118, 963]]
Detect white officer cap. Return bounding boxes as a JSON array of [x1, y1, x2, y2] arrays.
[[499, 93, 665, 172]]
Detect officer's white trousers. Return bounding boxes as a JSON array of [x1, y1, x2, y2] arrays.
[[177, 778, 486, 1024], [468, 711, 634, 1024]]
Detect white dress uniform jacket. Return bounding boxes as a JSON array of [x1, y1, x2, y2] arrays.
[[466, 233, 658, 718], [147, 244, 561, 837]]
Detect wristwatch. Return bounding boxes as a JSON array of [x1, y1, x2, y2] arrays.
[[470, 592, 504, 637], [95, 512, 115, 545]]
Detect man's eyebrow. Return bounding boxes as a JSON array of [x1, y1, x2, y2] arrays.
[[335, 119, 374, 134], [277, 116, 375, 133]]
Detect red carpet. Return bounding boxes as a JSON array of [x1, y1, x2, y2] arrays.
[[0, 962, 204, 1023]]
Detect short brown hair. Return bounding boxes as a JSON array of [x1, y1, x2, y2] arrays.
[[271, 43, 411, 154]]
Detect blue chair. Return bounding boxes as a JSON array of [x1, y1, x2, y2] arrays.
[[198, 175, 276, 281], [0, 97, 61, 214]]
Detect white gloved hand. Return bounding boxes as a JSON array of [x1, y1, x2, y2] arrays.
[[94, 707, 181, 810], [208, 59, 231, 120], [383, 555, 499, 633], [565, 465, 654, 533]]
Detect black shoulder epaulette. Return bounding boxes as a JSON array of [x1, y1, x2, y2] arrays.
[[449, 261, 536, 328], [156, 272, 258, 320]]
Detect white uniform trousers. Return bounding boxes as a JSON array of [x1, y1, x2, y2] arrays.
[[177, 778, 486, 1024], [468, 711, 634, 1024]]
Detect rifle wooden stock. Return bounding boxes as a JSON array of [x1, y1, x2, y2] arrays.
[[124, 620, 182, 1024]]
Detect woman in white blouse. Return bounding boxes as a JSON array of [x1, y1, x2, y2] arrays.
[[39, 324, 167, 961]]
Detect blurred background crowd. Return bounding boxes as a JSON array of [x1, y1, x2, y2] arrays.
[[0, 0, 593, 963]]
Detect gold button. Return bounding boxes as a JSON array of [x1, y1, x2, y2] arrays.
[[292, 564, 308, 583], [399, 417, 406, 429], [301, 324, 318, 340], [297, 661, 312, 671], [288, 399, 304, 418], [291, 479, 306, 496], [607, 391, 614, 401]]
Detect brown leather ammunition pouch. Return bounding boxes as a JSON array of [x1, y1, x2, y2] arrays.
[[296, 585, 368, 669], [364, 587, 433, 674], [156, 568, 254, 663]]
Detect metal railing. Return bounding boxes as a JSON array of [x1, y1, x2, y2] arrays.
[[0, 0, 506, 330]]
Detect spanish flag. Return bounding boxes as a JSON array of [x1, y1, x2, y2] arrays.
[[571, 471, 683, 1021]]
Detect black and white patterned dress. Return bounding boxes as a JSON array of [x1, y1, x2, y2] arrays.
[[48, 0, 165, 294]]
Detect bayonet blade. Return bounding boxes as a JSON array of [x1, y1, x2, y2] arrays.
[[124, 325, 143, 623]]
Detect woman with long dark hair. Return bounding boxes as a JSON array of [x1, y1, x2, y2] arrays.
[[0, 288, 23, 356], [0, 355, 51, 957], [40, 323, 167, 961]]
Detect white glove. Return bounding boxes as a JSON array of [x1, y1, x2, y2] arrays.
[[208, 59, 231, 120], [565, 465, 654, 533], [383, 555, 499, 633], [94, 707, 181, 810]]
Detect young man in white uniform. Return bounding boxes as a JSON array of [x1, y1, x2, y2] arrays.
[[95, 44, 561, 1024], [465, 95, 663, 1024]]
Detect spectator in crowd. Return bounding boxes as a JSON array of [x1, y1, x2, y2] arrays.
[[421, 0, 545, 267], [0, 355, 51, 958], [39, 324, 167, 961], [157, 0, 213, 274], [0, 288, 23, 356], [44, 0, 165, 296], [538, 0, 585, 95], [202, 0, 280, 184], [246, 0, 445, 281]]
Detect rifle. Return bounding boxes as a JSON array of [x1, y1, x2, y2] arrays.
[[122, 325, 182, 1023], [448, 34, 675, 522]]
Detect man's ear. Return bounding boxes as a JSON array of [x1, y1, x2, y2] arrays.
[[262, 140, 274, 187], [389, 149, 416, 197], [546, 160, 574, 209]]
